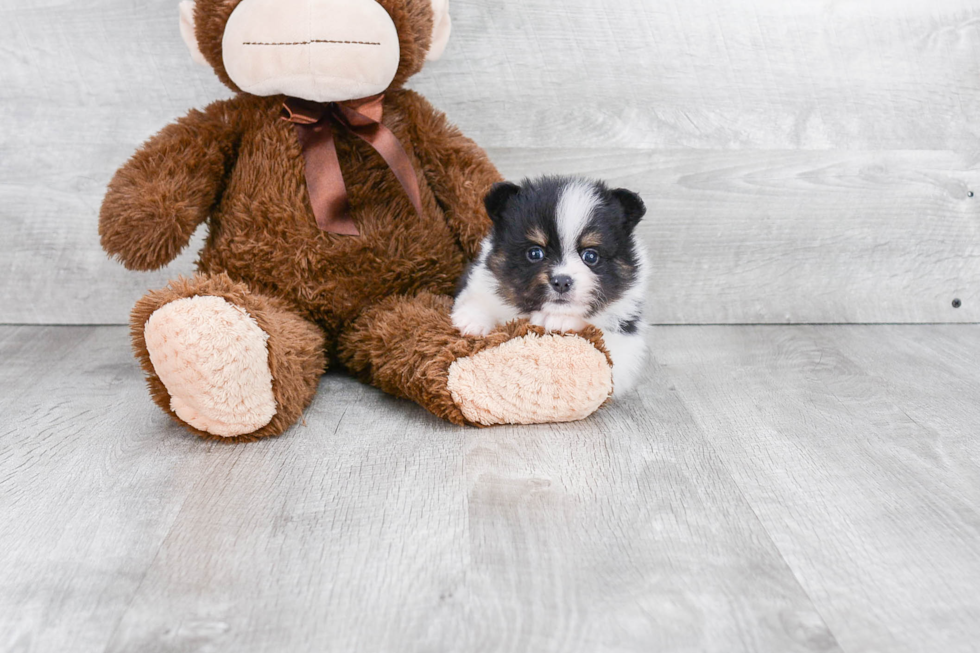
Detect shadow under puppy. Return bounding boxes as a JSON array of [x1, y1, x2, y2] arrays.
[[452, 176, 649, 393]]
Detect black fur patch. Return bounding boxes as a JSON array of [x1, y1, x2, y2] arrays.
[[618, 316, 641, 334], [485, 177, 566, 313], [481, 176, 645, 317]]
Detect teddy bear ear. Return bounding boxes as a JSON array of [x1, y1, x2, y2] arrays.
[[179, 0, 210, 67], [426, 0, 452, 61]]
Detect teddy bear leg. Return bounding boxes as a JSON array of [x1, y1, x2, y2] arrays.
[[131, 274, 327, 441], [337, 292, 613, 426]]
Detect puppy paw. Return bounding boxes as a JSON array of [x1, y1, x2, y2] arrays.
[[530, 311, 589, 334], [451, 305, 497, 337]]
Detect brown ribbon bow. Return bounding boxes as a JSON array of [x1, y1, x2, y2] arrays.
[[281, 93, 423, 235]]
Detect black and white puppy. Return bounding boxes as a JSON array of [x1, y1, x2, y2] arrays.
[[452, 176, 649, 393]]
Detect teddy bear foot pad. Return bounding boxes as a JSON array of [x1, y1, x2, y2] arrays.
[[144, 296, 277, 438], [447, 332, 613, 426]]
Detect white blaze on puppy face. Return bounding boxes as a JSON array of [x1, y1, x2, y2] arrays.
[[548, 180, 600, 313]]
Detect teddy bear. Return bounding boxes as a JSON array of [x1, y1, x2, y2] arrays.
[[98, 0, 615, 440]]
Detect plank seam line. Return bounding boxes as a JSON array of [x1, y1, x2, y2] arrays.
[[99, 446, 249, 651], [668, 387, 850, 652]]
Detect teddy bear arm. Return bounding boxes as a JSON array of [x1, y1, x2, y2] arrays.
[[395, 90, 503, 260], [99, 103, 241, 271]]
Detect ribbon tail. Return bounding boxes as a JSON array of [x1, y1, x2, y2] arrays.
[[294, 122, 359, 236], [351, 124, 424, 218]]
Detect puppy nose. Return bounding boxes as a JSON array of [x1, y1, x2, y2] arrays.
[[550, 275, 574, 294]]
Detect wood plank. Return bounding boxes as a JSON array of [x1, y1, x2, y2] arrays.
[[3, 148, 978, 325], [6, 324, 980, 651], [456, 373, 840, 653], [496, 149, 980, 324], [421, 0, 980, 150], [0, 326, 838, 652], [2, 0, 980, 325], [100, 377, 474, 653], [0, 327, 221, 653], [815, 325, 980, 499], [3, 0, 976, 151], [652, 325, 980, 653]]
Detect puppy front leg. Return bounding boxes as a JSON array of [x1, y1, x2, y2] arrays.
[[530, 312, 589, 334], [451, 295, 501, 337], [451, 272, 520, 336], [600, 330, 648, 395]]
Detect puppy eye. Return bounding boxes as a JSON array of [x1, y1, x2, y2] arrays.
[[526, 246, 545, 262], [581, 248, 600, 266]]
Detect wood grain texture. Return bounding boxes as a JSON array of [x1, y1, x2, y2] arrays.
[[496, 149, 980, 324], [3, 147, 978, 325], [0, 327, 221, 653], [2, 0, 979, 324], [4, 324, 980, 651], [1, 325, 838, 653], [654, 325, 980, 653], [456, 380, 839, 653], [419, 0, 980, 151]]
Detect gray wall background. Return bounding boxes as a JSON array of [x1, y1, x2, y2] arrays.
[[1, 0, 978, 325]]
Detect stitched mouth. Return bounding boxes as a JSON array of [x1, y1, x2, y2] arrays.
[[243, 39, 381, 46]]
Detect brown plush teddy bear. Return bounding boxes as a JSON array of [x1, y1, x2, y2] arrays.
[[99, 0, 614, 440]]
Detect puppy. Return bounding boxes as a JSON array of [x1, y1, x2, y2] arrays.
[[452, 176, 649, 393]]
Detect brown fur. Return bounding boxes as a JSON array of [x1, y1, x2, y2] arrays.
[[580, 232, 603, 248], [100, 0, 608, 438], [536, 269, 551, 289], [615, 260, 637, 277], [339, 293, 612, 426], [130, 273, 328, 442], [527, 227, 548, 247]]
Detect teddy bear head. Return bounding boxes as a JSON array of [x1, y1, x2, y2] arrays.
[[179, 0, 451, 102]]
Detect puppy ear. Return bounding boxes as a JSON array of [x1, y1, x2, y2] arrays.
[[426, 0, 452, 61], [179, 1, 209, 67], [610, 188, 646, 232], [484, 182, 521, 225]]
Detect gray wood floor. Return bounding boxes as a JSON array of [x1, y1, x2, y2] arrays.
[[2, 324, 978, 653]]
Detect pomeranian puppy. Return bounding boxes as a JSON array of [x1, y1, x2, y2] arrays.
[[452, 176, 649, 393]]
